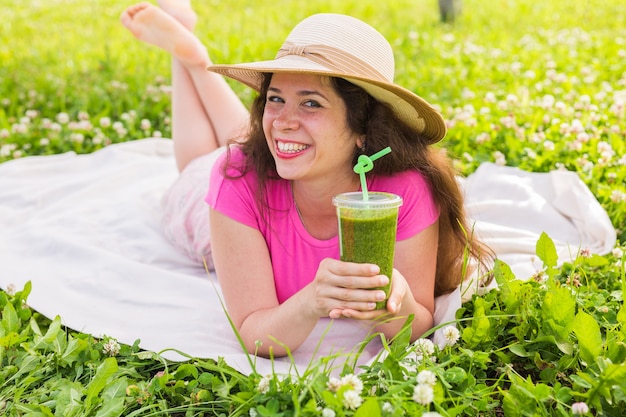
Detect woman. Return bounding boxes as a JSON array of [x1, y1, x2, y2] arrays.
[[121, 1, 493, 358]]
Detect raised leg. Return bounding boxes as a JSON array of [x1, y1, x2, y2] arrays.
[[121, 2, 249, 171]]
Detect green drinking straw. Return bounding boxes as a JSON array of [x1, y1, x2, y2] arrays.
[[353, 146, 392, 201]]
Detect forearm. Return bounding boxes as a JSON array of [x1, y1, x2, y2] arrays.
[[237, 286, 319, 357]]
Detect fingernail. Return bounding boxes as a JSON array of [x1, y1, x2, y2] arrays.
[[376, 291, 386, 301]]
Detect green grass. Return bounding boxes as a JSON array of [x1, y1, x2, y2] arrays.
[[1, 0, 626, 415]]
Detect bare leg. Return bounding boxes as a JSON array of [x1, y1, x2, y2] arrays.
[[121, 2, 249, 171], [156, 0, 197, 30]]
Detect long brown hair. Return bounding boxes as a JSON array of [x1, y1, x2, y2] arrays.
[[225, 73, 494, 296]]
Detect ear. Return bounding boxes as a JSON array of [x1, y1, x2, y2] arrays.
[[356, 135, 366, 150]]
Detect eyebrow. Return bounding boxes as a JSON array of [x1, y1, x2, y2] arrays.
[[267, 87, 329, 101]]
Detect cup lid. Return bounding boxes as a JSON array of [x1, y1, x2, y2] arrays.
[[332, 191, 403, 209]]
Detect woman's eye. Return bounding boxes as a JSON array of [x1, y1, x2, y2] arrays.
[[304, 100, 321, 108], [267, 95, 283, 103]]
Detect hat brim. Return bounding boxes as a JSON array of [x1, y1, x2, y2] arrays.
[[207, 56, 446, 144]]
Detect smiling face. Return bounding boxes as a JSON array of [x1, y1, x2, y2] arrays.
[[262, 73, 361, 183]]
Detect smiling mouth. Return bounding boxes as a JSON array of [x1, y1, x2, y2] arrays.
[[276, 141, 310, 154]]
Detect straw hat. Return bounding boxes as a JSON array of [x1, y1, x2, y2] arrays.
[[207, 13, 446, 144]]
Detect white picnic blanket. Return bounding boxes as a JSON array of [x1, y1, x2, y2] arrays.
[[0, 138, 616, 375]]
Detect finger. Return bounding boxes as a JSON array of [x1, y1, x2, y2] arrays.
[[325, 258, 380, 277], [326, 286, 388, 305], [332, 274, 389, 291], [340, 308, 389, 321]]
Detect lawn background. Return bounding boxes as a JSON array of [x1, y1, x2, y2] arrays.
[[3, 0, 625, 135]]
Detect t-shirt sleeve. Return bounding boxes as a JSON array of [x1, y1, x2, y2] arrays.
[[205, 149, 261, 231], [373, 170, 439, 241]]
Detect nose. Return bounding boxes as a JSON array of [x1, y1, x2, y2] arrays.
[[272, 105, 299, 131]]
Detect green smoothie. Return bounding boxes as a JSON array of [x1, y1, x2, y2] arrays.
[[333, 192, 402, 309]]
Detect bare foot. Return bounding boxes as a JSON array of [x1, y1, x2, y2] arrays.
[[121, 2, 208, 67], [157, 0, 197, 30]]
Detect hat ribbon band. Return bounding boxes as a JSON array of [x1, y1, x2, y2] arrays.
[[275, 41, 389, 83]]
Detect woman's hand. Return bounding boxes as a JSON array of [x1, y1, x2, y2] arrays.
[[309, 258, 393, 320]]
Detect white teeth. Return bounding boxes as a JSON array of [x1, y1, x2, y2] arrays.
[[277, 141, 308, 153]]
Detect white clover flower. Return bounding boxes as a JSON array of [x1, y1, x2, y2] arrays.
[[56, 112, 70, 124], [340, 374, 363, 394], [500, 115, 516, 129], [484, 92, 497, 103], [327, 377, 342, 392], [102, 339, 120, 356], [475, 132, 490, 144], [5, 283, 16, 296], [413, 340, 433, 354], [0, 128, 8, 139], [12, 123, 28, 134], [257, 375, 271, 394], [493, 151, 507, 166], [443, 325, 461, 346], [382, 402, 393, 414], [612, 247, 624, 259], [342, 389, 363, 410], [39, 138, 49, 146], [571, 401, 589, 415], [321, 407, 336, 417], [567, 140, 583, 152], [70, 133, 84, 144], [140, 119, 152, 130], [422, 413, 443, 417], [78, 111, 90, 121], [249, 408, 258, 417], [543, 140, 555, 151], [610, 190, 626, 203], [413, 338, 436, 356], [506, 93, 519, 104], [78, 120, 93, 131], [416, 370, 437, 386], [100, 117, 112, 128], [153, 130, 163, 138], [412, 383, 434, 405]]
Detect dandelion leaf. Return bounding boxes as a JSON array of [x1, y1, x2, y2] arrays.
[[541, 286, 575, 353], [1, 301, 19, 333], [536, 232, 557, 268], [85, 357, 119, 411], [573, 311, 603, 365]]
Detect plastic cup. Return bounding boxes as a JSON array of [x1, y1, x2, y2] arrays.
[[333, 192, 403, 309]]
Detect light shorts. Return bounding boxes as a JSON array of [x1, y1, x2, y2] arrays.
[[160, 147, 226, 269]]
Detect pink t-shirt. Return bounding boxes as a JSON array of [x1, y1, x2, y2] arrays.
[[205, 147, 439, 303]]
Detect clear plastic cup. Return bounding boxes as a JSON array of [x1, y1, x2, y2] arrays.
[[333, 192, 403, 309]]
